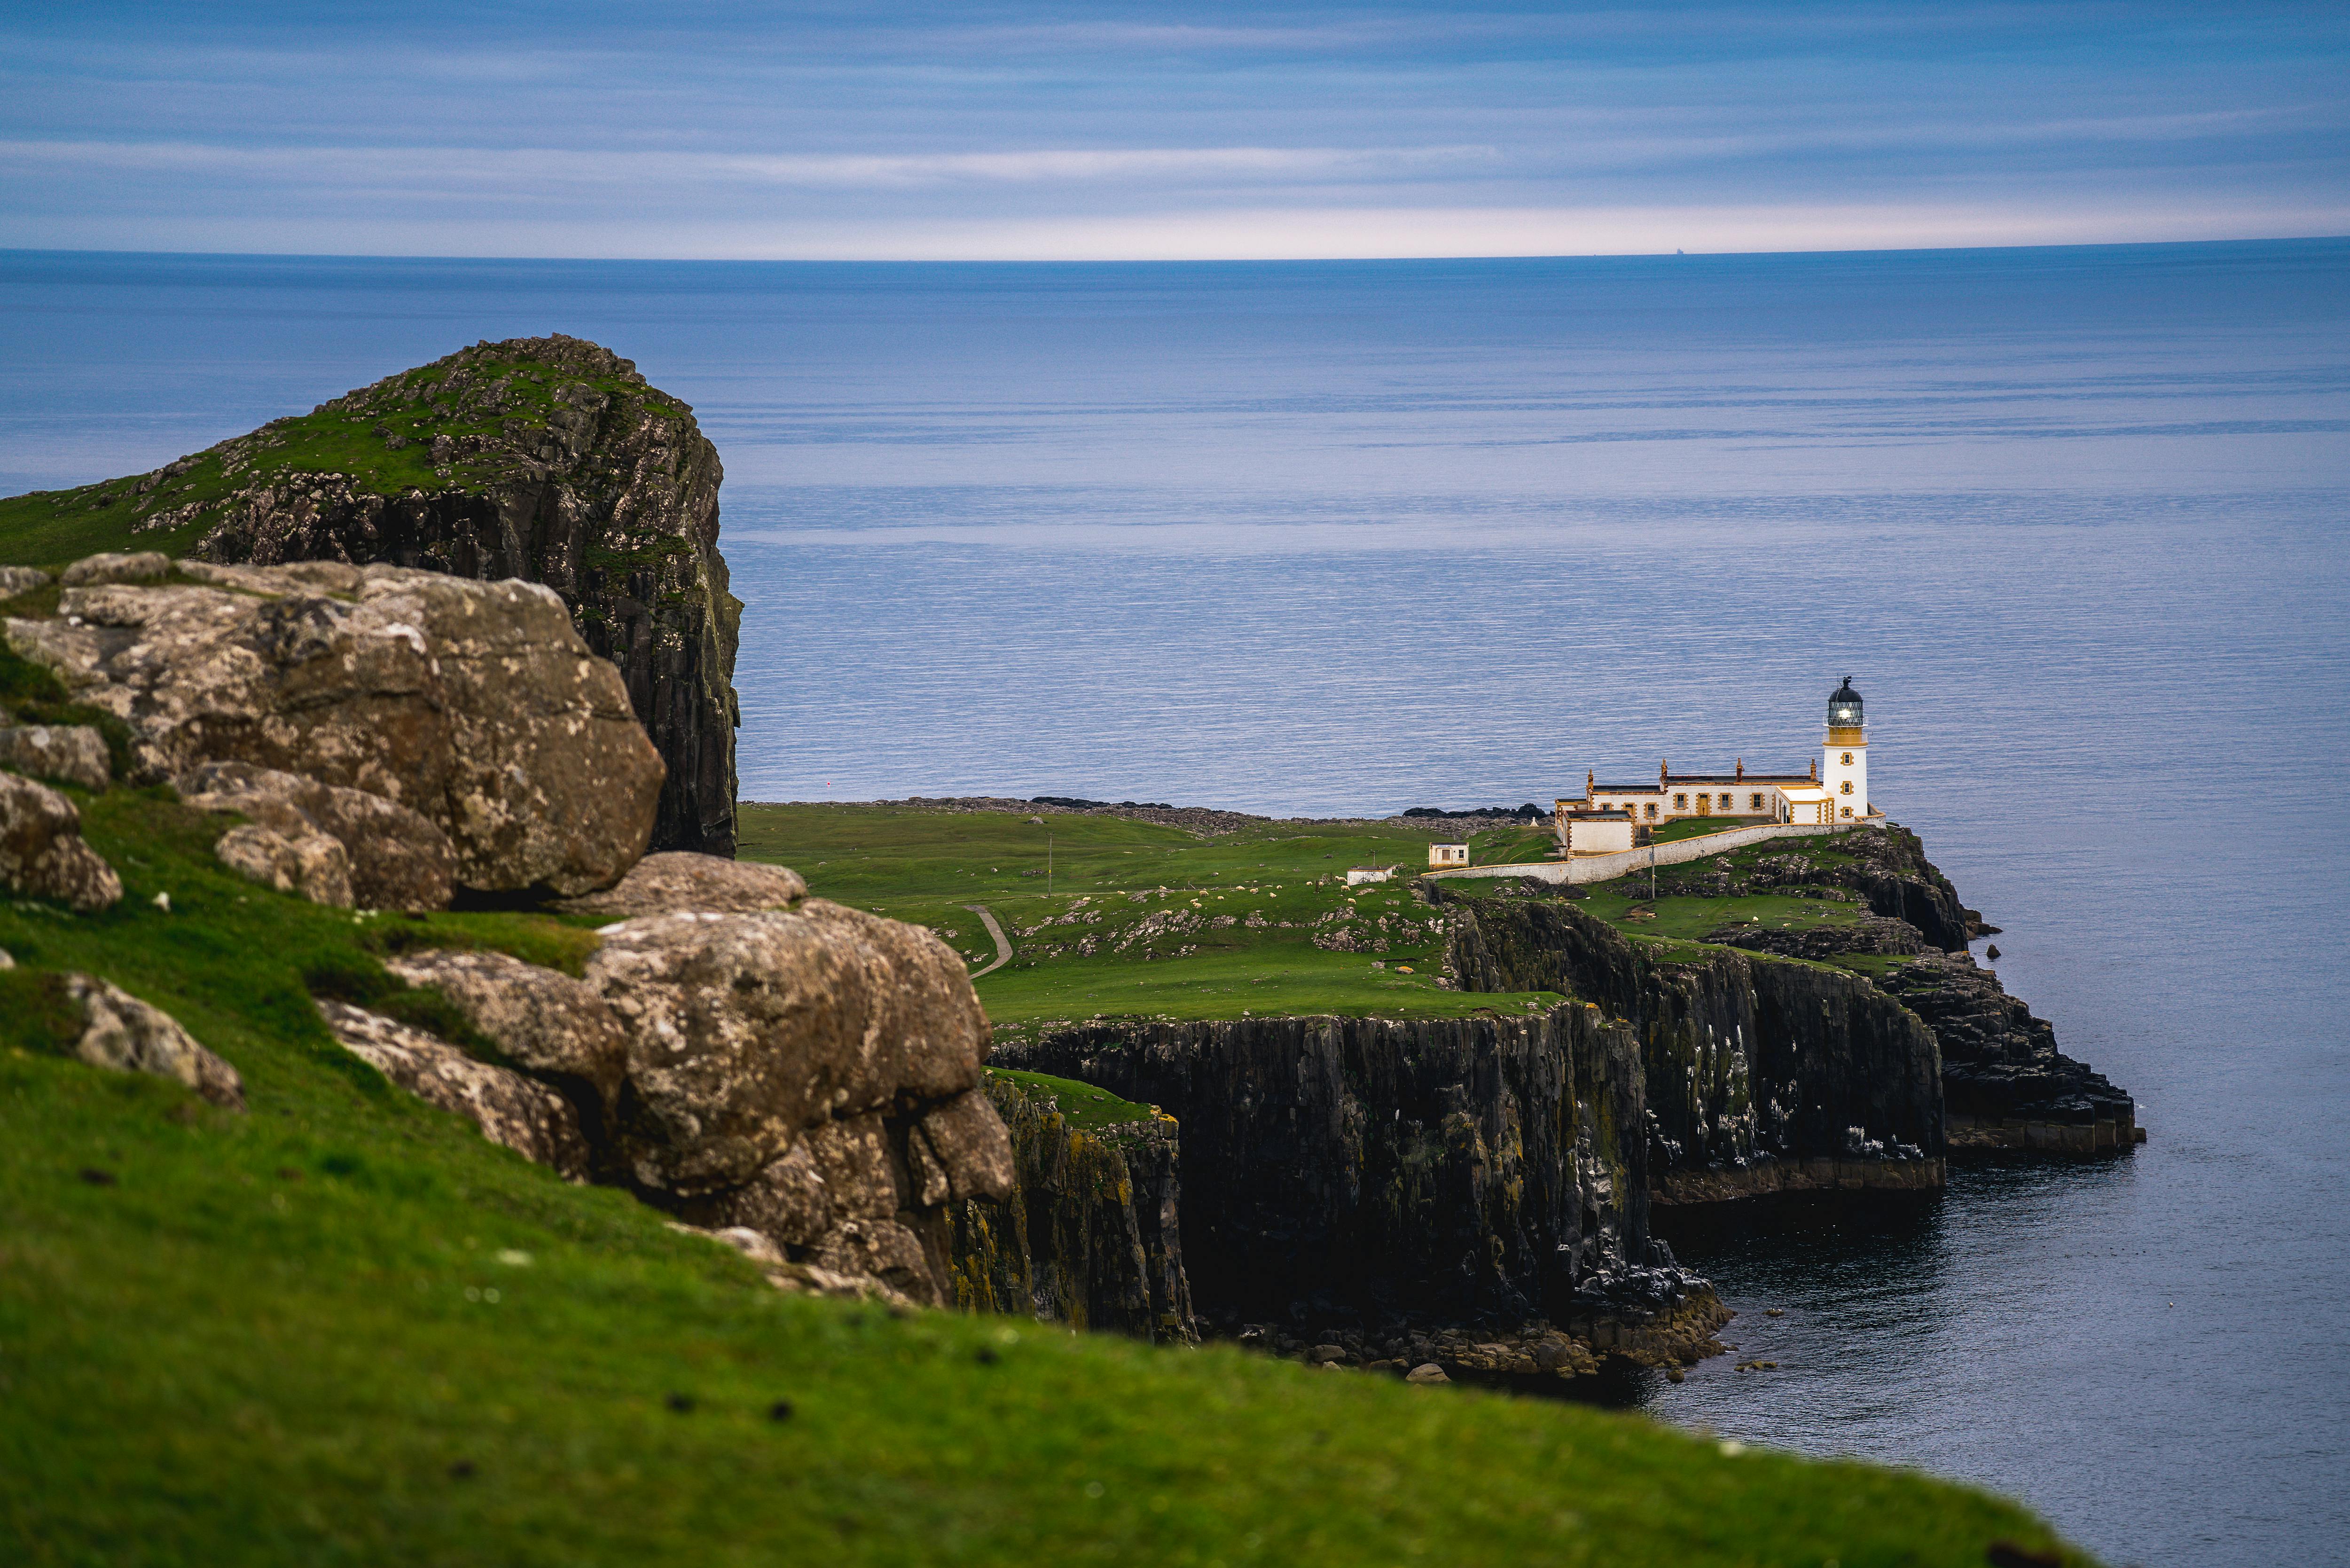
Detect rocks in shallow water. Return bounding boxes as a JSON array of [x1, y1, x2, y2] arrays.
[[178, 760, 454, 910], [551, 851, 805, 917], [0, 724, 111, 791], [61, 973, 244, 1109], [58, 551, 170, 587], [5, 561, 662, 895], [316, 999, 592, 1179], [214, 822, 353, 906], [585, 901, 988, 1194], [0, 773, 122, 910]]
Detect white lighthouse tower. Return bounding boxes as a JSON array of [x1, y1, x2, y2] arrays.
[[1821, 677, 1868, 818]]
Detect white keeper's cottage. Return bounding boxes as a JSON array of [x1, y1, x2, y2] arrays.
[[1555, 678, 1879, 842]]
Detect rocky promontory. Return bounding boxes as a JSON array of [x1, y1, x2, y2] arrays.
[[0, 335, 742, 856]]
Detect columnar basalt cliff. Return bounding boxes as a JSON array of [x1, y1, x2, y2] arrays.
[[994, 1008, 1687, 1331], [12, 336, 742, 855], [1439, 823, 2138, 1187], [950, 1075, 1196, 1343], [1445, 901, 1946, 1203]]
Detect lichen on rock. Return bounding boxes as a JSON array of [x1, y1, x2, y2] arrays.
[[61, 973, 244, 1110], [5, 560, 662, 896], [0, 772, 122, 910]]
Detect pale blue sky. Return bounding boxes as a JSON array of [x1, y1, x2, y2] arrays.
[[3, 2, 2344, 258]]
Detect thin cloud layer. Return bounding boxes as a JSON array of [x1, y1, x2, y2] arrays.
[[2, 2, 2343, 257]]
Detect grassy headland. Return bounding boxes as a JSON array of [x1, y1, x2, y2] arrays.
[[0, 789, 2091, 1565], [737, 802, 1914, 1027]]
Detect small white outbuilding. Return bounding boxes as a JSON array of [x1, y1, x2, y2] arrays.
[[1428, 843, 1469, 868]]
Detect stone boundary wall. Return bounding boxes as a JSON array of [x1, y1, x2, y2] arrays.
[[1428, 818, 1873, 887]]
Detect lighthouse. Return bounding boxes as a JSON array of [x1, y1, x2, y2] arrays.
[[1822, 677, 1868, 819]]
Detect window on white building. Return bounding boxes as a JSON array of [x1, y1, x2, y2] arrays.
[[1673, 793, 1687, 808], [1750, 792, 1764, 810], [1645, 803, 1657, 820], [1840, 781, 1852, 794]]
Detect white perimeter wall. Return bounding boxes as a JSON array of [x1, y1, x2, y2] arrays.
[[1430, 818, 1873, 887]]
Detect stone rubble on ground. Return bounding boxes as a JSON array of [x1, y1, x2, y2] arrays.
[[0, 565, 53, 598], [62, 973, 245, 1110], [0, 772, 123, 910], [0, 724, 111, 792]]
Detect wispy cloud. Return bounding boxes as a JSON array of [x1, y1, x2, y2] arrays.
[[0, 140, 1500, 190], [0, 2, 2343, 258]]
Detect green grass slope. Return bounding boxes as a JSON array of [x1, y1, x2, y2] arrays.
[[0, 792, 2092, 1566]]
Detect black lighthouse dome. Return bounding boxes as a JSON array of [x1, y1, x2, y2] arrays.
[[1827, 677, 1864, 729]]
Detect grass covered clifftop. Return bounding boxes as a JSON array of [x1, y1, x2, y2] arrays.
[[731, 801, 1946, 1028], [736, 800, 1566, 1028], [0, 790, 2093, 1565], [0, 337, 691, 568]]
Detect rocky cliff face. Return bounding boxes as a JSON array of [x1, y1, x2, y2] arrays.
[[950, 1075, 1196, 1342], [1879, 951, 2138, 1152], [994, 1008, 1669, 1330], [81, 335, 739, 856], [1447, 901, 1946, 1203]]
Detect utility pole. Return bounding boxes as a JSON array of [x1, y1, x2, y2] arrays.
[[1028, 815, 1053, 897]]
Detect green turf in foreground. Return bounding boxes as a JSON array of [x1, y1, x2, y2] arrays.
[[0, 792, 2092, 1564]]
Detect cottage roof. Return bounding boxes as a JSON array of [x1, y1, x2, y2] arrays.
[[1668, 773, 1812, 785]]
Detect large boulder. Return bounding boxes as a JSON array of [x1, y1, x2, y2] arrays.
[[0, 724, 111, 792], [177, 760, 454, 910], [382, 948, 628, 1109], [214, 822, 353, 907], [552, 851, 805, 917], [59, 551, 171, 587], [5, 561, 663, 895], [316, 999, 592, 1179], [0, 773, 121, 910], [62, 974, 244, 1109], [586, 900, 990, 1194], [311, 870, 1010, 1305]]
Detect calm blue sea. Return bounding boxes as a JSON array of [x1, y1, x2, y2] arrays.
[[4, 240, 2345, 1567]]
